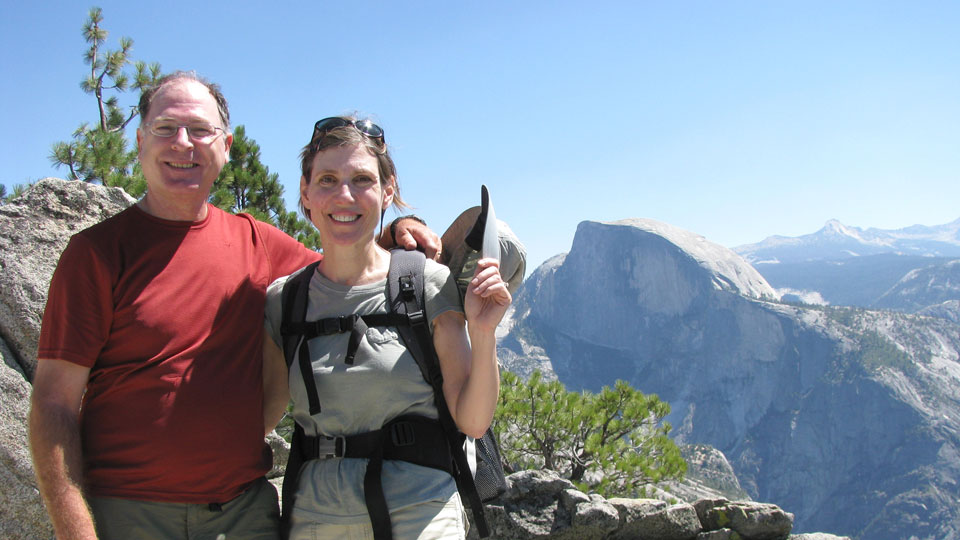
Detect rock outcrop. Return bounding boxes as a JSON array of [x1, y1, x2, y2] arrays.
[[502, 219, 960, 539], [0, 177, 135, 379], [666, 444, 751, 502], [0, 340, 53, 540], [0, 178, 134, 540], [466, 469, 847, 540], [873, 259, 960, 312], [918, 299, 960, 324]]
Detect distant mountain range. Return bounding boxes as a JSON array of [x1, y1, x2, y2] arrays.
[[735, 218, 960, 264], [733, 218, 960, 314]]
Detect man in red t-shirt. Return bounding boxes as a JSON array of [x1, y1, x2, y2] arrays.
[[28, 71, 439, 540]]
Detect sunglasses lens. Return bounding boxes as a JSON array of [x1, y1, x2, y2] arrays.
[[312, 117, 385, 147], [313, 117, 350, 138], [355, 119, 384, 139]]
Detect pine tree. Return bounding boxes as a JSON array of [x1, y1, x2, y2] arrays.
[[49, 8, 320, 251], [211, 126, 321, 250], [1, 182, 31, 203], [494, 370, 686, 498], [49, 6, 160, 196]]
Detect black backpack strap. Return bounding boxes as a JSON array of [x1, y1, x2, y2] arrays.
[[278, 261, 321, 534], [363, 430, 392, 540], [386, 250, 434, 385], [283, 313, 371, 365], [280, 261, 323, 416], [280, 423, 307, 536], [386, 249, 491, 537], [280, 261, 320, 367]]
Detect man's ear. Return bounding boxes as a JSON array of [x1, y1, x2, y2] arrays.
[[135, 128, 143, 155], [222, 132, 233, 158]]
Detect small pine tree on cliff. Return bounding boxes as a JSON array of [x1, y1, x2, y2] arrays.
[[49, 6, 161, 196], [494, 370, 686, 498]]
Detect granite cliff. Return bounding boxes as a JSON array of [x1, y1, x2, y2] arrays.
[[500, 219, 960, 540], [0, 178, 137, 539]]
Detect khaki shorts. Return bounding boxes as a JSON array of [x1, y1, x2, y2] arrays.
[[288, 492, 466, 540], [90, 476, 280, 540]]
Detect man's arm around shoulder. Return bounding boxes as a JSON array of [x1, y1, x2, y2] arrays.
[[29, 359, 97, 540], [378, 215, 442, 260]]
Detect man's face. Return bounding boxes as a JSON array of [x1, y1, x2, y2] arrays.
[[136, 79, 232, 204]]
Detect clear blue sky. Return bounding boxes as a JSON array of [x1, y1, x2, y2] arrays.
[[4, 1, 959, 273]]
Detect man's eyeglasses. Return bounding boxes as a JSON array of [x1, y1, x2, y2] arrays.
[[311, 117, 385, 147], [144, 120, 226, 142]]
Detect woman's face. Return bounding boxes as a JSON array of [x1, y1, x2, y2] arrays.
[[300, 143, 394, 248]]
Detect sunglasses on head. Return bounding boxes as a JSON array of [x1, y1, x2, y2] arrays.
[[311, 117, 385, 147]]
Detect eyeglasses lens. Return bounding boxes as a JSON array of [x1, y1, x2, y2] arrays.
[[148, 122, 221, 141]]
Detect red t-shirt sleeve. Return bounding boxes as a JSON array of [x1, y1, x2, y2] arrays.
[[251, 218, 322, 280], [37, 234, 114, 367]]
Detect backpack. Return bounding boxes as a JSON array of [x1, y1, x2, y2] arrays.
[[278, 249, 506, 539]]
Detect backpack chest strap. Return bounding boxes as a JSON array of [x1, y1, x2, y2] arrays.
[[284, 313, 411, 366], [282, 315, 359, 339]]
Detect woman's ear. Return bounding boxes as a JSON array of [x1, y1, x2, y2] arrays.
[[300, 175, 310, 203], [381, 177, 395, 210]]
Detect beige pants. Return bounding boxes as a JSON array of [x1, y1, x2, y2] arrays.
[[90, 477, 280, 540], [288, 492, 466, 540]]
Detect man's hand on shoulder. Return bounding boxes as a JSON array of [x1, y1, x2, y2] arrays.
[[379, 215, 443, 261]]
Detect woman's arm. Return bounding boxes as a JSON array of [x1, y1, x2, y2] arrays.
[[432, 259, 512, 438], [262, 329, 290, 436]]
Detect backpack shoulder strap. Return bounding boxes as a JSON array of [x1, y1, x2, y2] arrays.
[[280, 261, 320, 366], [280, 260, 322, 415], [386, 249, 437, 387], [278, 260, 321, 531], [385, 249, 491, 537]]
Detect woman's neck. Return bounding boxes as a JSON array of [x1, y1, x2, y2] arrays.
[[318, 241, 390, 286]]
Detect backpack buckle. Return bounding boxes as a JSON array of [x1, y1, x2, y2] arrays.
[[390, 421, 416, 447], [407, 310, 425, 325], [316, 436, 346, 459], [316, 315, 356, 335], [399, 276, 416, 301]]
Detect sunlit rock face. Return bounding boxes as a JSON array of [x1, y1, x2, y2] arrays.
[[501, 218, 960, 539], [0, 178, 134, 540]]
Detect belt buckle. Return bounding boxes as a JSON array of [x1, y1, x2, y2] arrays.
[[318, 436, 344, 459]]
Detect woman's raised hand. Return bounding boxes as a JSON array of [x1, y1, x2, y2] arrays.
[[464, 258, 512, 333]]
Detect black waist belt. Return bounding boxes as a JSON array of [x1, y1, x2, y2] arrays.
[[301, 415, 456, 540]]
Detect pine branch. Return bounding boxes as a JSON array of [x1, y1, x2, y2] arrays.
[[117, 107, 139, 132]]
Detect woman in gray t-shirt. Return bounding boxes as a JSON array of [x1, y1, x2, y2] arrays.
[[262, 117, 512, 540]]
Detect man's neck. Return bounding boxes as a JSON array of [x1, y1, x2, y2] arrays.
[[138, 192, 209, 222]]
